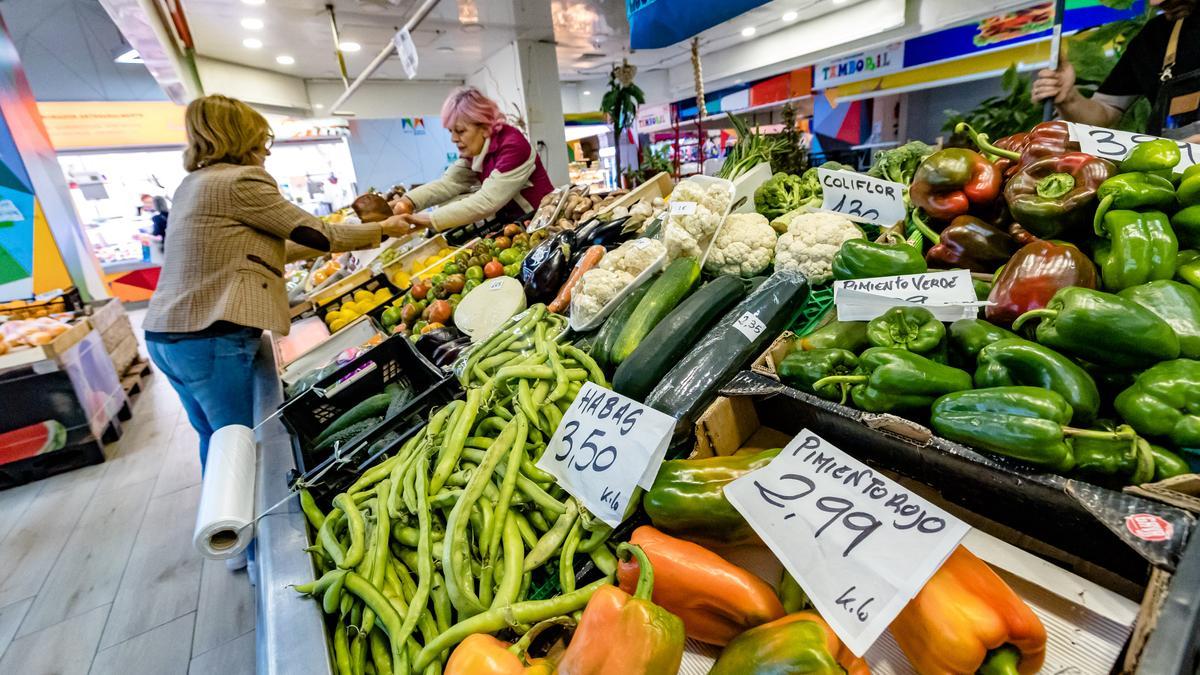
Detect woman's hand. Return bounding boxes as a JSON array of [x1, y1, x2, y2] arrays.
[[379, 214, 417, 239], [391, 196, 415, 215]]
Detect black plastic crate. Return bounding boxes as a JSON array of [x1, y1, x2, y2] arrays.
[[0, 438, 105, 490], [313, 273, 402, 329], [289, 374, 462, 507], [280, 334, 443, 462], [443, 213, 532, 246]]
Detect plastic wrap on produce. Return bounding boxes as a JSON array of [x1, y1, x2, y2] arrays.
[[645, 269, 810, 443], [451, 304, 569, 384], [193, 424, 257, 559]]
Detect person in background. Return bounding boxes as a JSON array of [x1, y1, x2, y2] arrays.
[[150, 195, 170, 247], [1032, 0, 1200, 141], [143, 94, 412, 494], [388, 86, 554, 231]]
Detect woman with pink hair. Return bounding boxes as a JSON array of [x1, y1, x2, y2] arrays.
[[390, 86, 554, 231]]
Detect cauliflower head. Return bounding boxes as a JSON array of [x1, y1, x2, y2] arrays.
[[663, 221, 704, 260], [599, 238, 666, 275], [704, 213, 777, 277], [774, 212, 863, 285], [572, 268, 635, 322]]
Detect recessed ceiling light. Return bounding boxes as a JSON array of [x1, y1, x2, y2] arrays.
[[741, 26, 756, 37], [436, 46, 454, 53], [241, 0, 265, 5], [833, 0, 849, 4], [314, 103, 325, 109], [582, 90, 592, 96], [276, 55, 295, 65], [243, 38, 263, 49], [782, 10, 798, 21], [339, 41, 361, 52], [461, 23, 484, 33], [241, 18, 264, 30]]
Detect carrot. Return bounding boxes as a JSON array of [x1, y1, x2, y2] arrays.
[[549, 245, 605, 313]]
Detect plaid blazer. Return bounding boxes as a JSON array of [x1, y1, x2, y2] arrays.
[[144, 163, 381, 335]]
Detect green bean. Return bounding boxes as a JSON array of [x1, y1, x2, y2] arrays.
[[534, 321, 549, 357], [528, 510, 550, 532], [524, 498, 578, 572], [294, 566, 346, 597], [477, 416, 508, 436], [347, 450, 403, 494], [459, 448, 566, 516], [491, 513, 525, 608], [465, 436, 494, 449], [427, 400, 461, 441], [546, 342, 570, 403], [540, 404, 561, 437], [392, 524, 443, 548], [520, 456, 556, 484], [351, 632, 367, 675], [361, 480, 391, 635], [343, 572, 406, 666], [485, 410, 527, 564], [431, 388, 482, 494], [369, 629, 392, 675], [493, 404, 514, 421], [333, 619, 352, 675], [429, 489, 464, 510], [561, 344, 604, 385], [431, 572, 452, 634], [389, 455, 432, 656], [511, 511, 539, 549], [334, 494, 367, 569], [388, 438, 423, 519], [480, 365, 555, 402], [478, 350, 519, 373], [323, 570, 349, 614], [516, 379, 539, 429], [578, 522, 612, 553], [298, 489, 325, 530], [401, 448, 422, 516], [531, 380, 550, 406], [559, 517, 583, 593], [319, 508, 347, 568], [589, 545, 618, 576], [565, 368, 589, 381], [413, 576, 611, 671], [442, 418, 516, 618]]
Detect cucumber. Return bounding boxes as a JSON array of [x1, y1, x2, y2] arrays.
[[314, 416, 384, 453], [613, 275, 746, 400], [609, 257, 701, 366], [592, 282, 651, 370], [645, 270, 810, 441], [311, 392, 392, 447]]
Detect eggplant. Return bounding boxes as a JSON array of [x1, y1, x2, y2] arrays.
[[432, 336, 472, 368], [521, 231, 572, 304], [415, 327, 461, 362]]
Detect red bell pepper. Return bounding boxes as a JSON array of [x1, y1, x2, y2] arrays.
[[985, 239, 1098, 326], [910, 148, 1004, 221]]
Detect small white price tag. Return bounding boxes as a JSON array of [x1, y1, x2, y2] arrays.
[[392, 29, 419, 79], [669, 201, 698, 216], [833, 270, 981, 322], [724, 430, 969, 656], [537, 382, 675, 527], [817, 169, 908, 226], [732, 311, 766, 341], [487, 278, 505, 290], [1068, 122, 1200, 169]]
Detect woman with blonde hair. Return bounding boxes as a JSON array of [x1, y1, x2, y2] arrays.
[[390, 86, 554, 230], [144, 94, 411, 471]]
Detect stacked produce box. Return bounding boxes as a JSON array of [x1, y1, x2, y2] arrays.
[[264, 129, 1200, 673]]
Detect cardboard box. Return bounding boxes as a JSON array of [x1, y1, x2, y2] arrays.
[[689, 384, 1200, 672]]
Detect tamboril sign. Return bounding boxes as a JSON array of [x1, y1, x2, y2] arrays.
[[814, 43, 905, 89]]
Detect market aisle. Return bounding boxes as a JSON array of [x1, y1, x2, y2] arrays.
[[0, 309, 256, 675]]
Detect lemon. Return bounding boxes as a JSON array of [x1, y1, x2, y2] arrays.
[[354, 289, 373, 303], [325, 310, 342, 324], [391, 271, 412, 288], [373, 288, 391, 302], [328, 318, 349, 332], [342, 306, 362, 319]]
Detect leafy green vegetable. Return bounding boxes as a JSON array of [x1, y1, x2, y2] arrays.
[[753, 162, 850, 221], [942, 64, 1041, 140], [719, 112, 785, 180], [867, 141, 935, 184]]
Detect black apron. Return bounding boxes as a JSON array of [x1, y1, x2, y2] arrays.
[[1150, 19, 1200, 139]]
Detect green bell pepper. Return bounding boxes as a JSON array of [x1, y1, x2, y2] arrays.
[[949, 319, 1020, 364], [1093, 209, 1178, 291], [1012, 287, 1180, 368], [778, 348, 859, 403], [1073, 425, 1162, 484], [814, 347, 973, 414], [1120, 138, 1182, 174], [1178, 164, 1200, 208], [832, 231, 927, 281], [930, 386, 1136, 471], [798, 320, 870, 352], [1152, 444, 1192, 479], [1093, 172, 1177, 232], [1115, 359, 1200, 449], [1177, 248, 1200, 290], [975, 338, 1100, 425], [644, 448, 782, 547], [1173, 204, 1200, 247], [866, 306, 946, 354], [1119, 280, 1200, 359], [710, 613, 863, 675]]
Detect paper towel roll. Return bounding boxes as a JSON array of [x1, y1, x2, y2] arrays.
[[193, 424, 257, 559]]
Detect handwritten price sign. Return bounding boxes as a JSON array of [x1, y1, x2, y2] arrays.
[[817, 169, 907, 226], [724, 430, 969, 655], [1068, 123, 1200, 169], [537, 382, 674, 526], [833, 270, 982, 322]]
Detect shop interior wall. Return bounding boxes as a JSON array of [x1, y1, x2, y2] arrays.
[[345, 118, 458, 194], [903, 76, 1005, 143]]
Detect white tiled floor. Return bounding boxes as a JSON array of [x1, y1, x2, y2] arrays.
[[0, 309, 256, 674]]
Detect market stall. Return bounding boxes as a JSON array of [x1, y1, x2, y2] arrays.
[[237, 108, 1200, 675]]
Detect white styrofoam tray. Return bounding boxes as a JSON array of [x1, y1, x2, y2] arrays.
[[567, 244, 666, 332]]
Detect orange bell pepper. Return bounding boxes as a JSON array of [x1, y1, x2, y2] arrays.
[[444, 633, 555, 675], [556, 543, 685, 675], [890, 545, 1046, 675], [711, 611, 871, 675], [616, 525, 785, 645]]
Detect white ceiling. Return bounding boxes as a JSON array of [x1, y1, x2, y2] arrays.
[[181, 0, 865, 83]]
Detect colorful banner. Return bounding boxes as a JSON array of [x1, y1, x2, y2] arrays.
[[675, 66, 813, 121], [37, 101, 186, 150], [627, 0, 771, 49], [814, 43, 905, 89]]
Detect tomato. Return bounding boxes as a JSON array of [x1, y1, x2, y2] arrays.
[[484, 260, 505, 278], [410, 282, 431, 300], [466, 266, 484, 281], [497, 248, 523, 265], [493, 236, 512, 250], [503, 223, 523, 237], [428, 299, 452, 324]]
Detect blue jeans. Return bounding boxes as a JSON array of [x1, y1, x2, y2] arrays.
[[146, 329, 260, 468]]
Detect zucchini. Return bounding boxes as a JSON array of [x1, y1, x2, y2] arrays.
[[645, 270, 810, 440], [592, 282, 651, 370], [311, 392, 392, 447], [609, 257, 701, 366], [613, 275, 746, 400]]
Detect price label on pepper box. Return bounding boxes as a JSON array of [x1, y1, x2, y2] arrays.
[[834, 269, 983, 322], [724, 430, 969, 656], [537, 382, 675, 527], [817, 169, 907, 226], [1067, 122, 1200, 169]]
